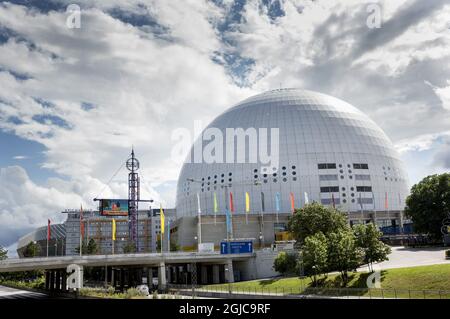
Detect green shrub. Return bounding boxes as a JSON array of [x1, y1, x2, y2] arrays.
[[273, 251, 298, 275], [125, 287, 146, 299]]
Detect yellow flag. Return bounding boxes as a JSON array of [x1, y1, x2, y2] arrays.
[[112, 218, 116, 241], [213, 192, 218, 213], [160, 204, 165, 234], [245, 192, 250, 213]]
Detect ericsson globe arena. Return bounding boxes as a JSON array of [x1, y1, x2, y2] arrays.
[[176, 88, 409, 227]]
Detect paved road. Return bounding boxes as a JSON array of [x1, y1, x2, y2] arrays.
[[0, 285, 49, 299], [361, 246, 450, 271]]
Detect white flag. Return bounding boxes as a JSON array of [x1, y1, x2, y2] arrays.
[[304, 192, 309, 204], [196, 192, 201, 214]]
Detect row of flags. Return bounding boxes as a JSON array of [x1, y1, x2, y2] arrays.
[[196, 191, 311, 215], [193, 191, 401, 216], [67, 190, 402, 254]]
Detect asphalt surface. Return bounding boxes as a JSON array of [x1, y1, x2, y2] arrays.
[[0, 285, 49, 299], [360, 246, 450, 271]]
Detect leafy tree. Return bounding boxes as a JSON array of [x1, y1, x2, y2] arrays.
[[327, 230, 364, 286], [0, 245, 7, 260], [75, 242, 88, 255], [170, 240, 180, 252], [87, 238, 98, 255], [156, 238, 161, 252], [273, 251, 298, 275], [353, 223, 391, 272], [288, 202, 349, 245], [301, 232, 328, 286], [123, 241, 137, 254], [75, 239, 98, 255], [23, 241, 40, 258], [405, 173, 450, 240]]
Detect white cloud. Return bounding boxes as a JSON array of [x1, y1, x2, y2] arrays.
[[395, 131, 450, 153], [1, 0, 450, 247], [13, 155, 28, 160], [431, 80, 450, 111]]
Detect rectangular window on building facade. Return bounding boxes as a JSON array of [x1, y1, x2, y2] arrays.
[[319, 174, 338, 181], [318, 163, 337, 169], [357, 197, 373, 204], [353, 163, 369, 169], [355, 174, 371, 181], [321, 198, 341, 205], [356, 186, 372, 192], [320, 186, 339, 192]]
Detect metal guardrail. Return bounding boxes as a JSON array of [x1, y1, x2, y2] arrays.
[[168, 284, 450, 299]]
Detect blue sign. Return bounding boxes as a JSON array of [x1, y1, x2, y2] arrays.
[[220, 241, 253, 254]]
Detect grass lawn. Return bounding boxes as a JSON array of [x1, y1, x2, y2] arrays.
[[202, 264, 450, 298]]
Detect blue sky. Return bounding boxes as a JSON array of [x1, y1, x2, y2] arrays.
[[0, 0, 450, 251]]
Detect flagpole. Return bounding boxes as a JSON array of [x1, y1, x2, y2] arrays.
[[80, 205, 83, 257], [260, 191, 265, 247], [79, 226, 82, 257], [167, 220, 170, 253], [47, 219, 50, 258], [245, 192, 249, 225], [213, 192, 217, 225]]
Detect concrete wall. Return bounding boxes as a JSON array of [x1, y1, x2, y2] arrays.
[[173, 212, 404, 252], [233, 249, 280, 281], [173, 214, 291, 251]]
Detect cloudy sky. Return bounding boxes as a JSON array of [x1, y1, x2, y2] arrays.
[[0, 0, 449, 252]]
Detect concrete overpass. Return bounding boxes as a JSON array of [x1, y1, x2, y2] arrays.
[[0, 252, 254, 273], [0, 251, 264, 293]]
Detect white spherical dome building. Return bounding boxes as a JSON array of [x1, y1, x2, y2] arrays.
[[176, 88, 409, 222]]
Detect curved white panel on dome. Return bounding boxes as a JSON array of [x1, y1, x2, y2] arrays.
[[176, 88, 409, 217]]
